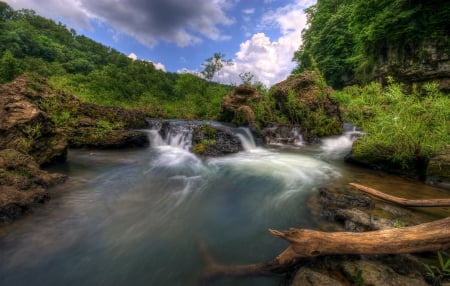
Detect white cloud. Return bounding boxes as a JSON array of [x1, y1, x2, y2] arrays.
[[243, 8, 255, 15], [128, 53, 138, 60], [217, 1, 310, 87], [153, 62, 166, 71]]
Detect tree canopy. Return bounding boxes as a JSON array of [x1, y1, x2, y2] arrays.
[[293, 0, 450, 88]]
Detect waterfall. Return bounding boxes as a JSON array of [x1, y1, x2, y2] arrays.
[[320, 125, 365, 160], [147, 121, 193, 150], [235, 127, 256, 151]]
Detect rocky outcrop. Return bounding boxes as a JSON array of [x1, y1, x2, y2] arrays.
[[0, 76, 151, 223], [0, 149, 66, 223], [219, 84, 261, 126], [377, 41, 450, 92], [270, 71, 342, 142], [0, 77, 68, 165], [426, 145, 450, 190]]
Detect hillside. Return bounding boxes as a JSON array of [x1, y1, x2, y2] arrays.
[[0, 2, 232, 119]]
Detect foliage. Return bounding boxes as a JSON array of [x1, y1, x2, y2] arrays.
[[0, 2, 232, 120], [424, 252, 450, 286], [239, 71, 254, 85], [294, 0, 450, 87], [333, 80, 450, 172], [201, 53, 233, 81]]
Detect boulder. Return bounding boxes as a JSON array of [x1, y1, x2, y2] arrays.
[[191, 124, 242, 156]]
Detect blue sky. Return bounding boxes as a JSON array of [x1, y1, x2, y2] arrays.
[[6, 0, 315, 86]]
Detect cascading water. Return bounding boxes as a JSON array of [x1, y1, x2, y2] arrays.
[[1, 121, 344, 286]]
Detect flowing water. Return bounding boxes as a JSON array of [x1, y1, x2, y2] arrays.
[[1, 123, 448, 286]]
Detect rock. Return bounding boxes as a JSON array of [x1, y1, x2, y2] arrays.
[[341, 260, 428, 286], [426, 145, 450, 190], [191, 125, 242, 156], [0, 76, 68, 165], [219, 84, 261, 126], [69, 128, 149, 149], [0, 149, 67, 223], [290, 268, 344, 286], [270, 71, 342, 142], [260, 123, 305, 145]]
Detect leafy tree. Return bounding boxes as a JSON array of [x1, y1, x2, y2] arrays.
[[239, 71, 254, 85], [201, 53, 233, 81], [0, 49, 21, 82]]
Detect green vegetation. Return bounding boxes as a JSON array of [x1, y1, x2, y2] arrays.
[[424, 252, 450, 285], [333, 80, 449, 173], [0, 2, 232, 120], [294, 0, 450, 88]]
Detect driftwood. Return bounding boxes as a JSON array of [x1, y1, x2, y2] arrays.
[[349, 182, 450, 207], [202, 183, 450, 280]]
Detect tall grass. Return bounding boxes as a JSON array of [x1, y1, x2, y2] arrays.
[[333, 81, 449, 172]]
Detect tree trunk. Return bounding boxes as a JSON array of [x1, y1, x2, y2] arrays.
[[349, 183, 450, 207], [202, 184, 450, 280]]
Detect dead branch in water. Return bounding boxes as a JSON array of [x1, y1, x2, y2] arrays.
[[201, 184, 450, 281]]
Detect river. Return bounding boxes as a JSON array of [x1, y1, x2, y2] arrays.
[[1, 124, 448, 286]]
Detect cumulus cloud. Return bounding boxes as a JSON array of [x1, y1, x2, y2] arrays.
[[152, 62, 166, 71], [128, 53, 138, 60], [5, 0, 234, 47], [218, 1, 310, 86]]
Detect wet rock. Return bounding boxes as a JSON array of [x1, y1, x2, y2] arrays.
[[192, 124, 242, 156], [426, 145, 450, 190], [69, 129, 149, 149], [0, 149, 67, 223], [290, 268, 344, 286], [341, 260, 428, 286], [260, 123, 305, 145]]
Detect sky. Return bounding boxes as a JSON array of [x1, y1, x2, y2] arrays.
[[5, 0, 316, 87]]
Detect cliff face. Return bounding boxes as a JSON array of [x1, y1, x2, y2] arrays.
[[376, 40, 450, 91]]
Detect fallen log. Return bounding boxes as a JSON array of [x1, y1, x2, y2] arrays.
[[349, 182, 450, 207], [202, 185, 450, 280]]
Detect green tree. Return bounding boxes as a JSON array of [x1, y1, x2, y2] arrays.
[[201, 53, 233, 81], [0, 49, 21, 82]]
